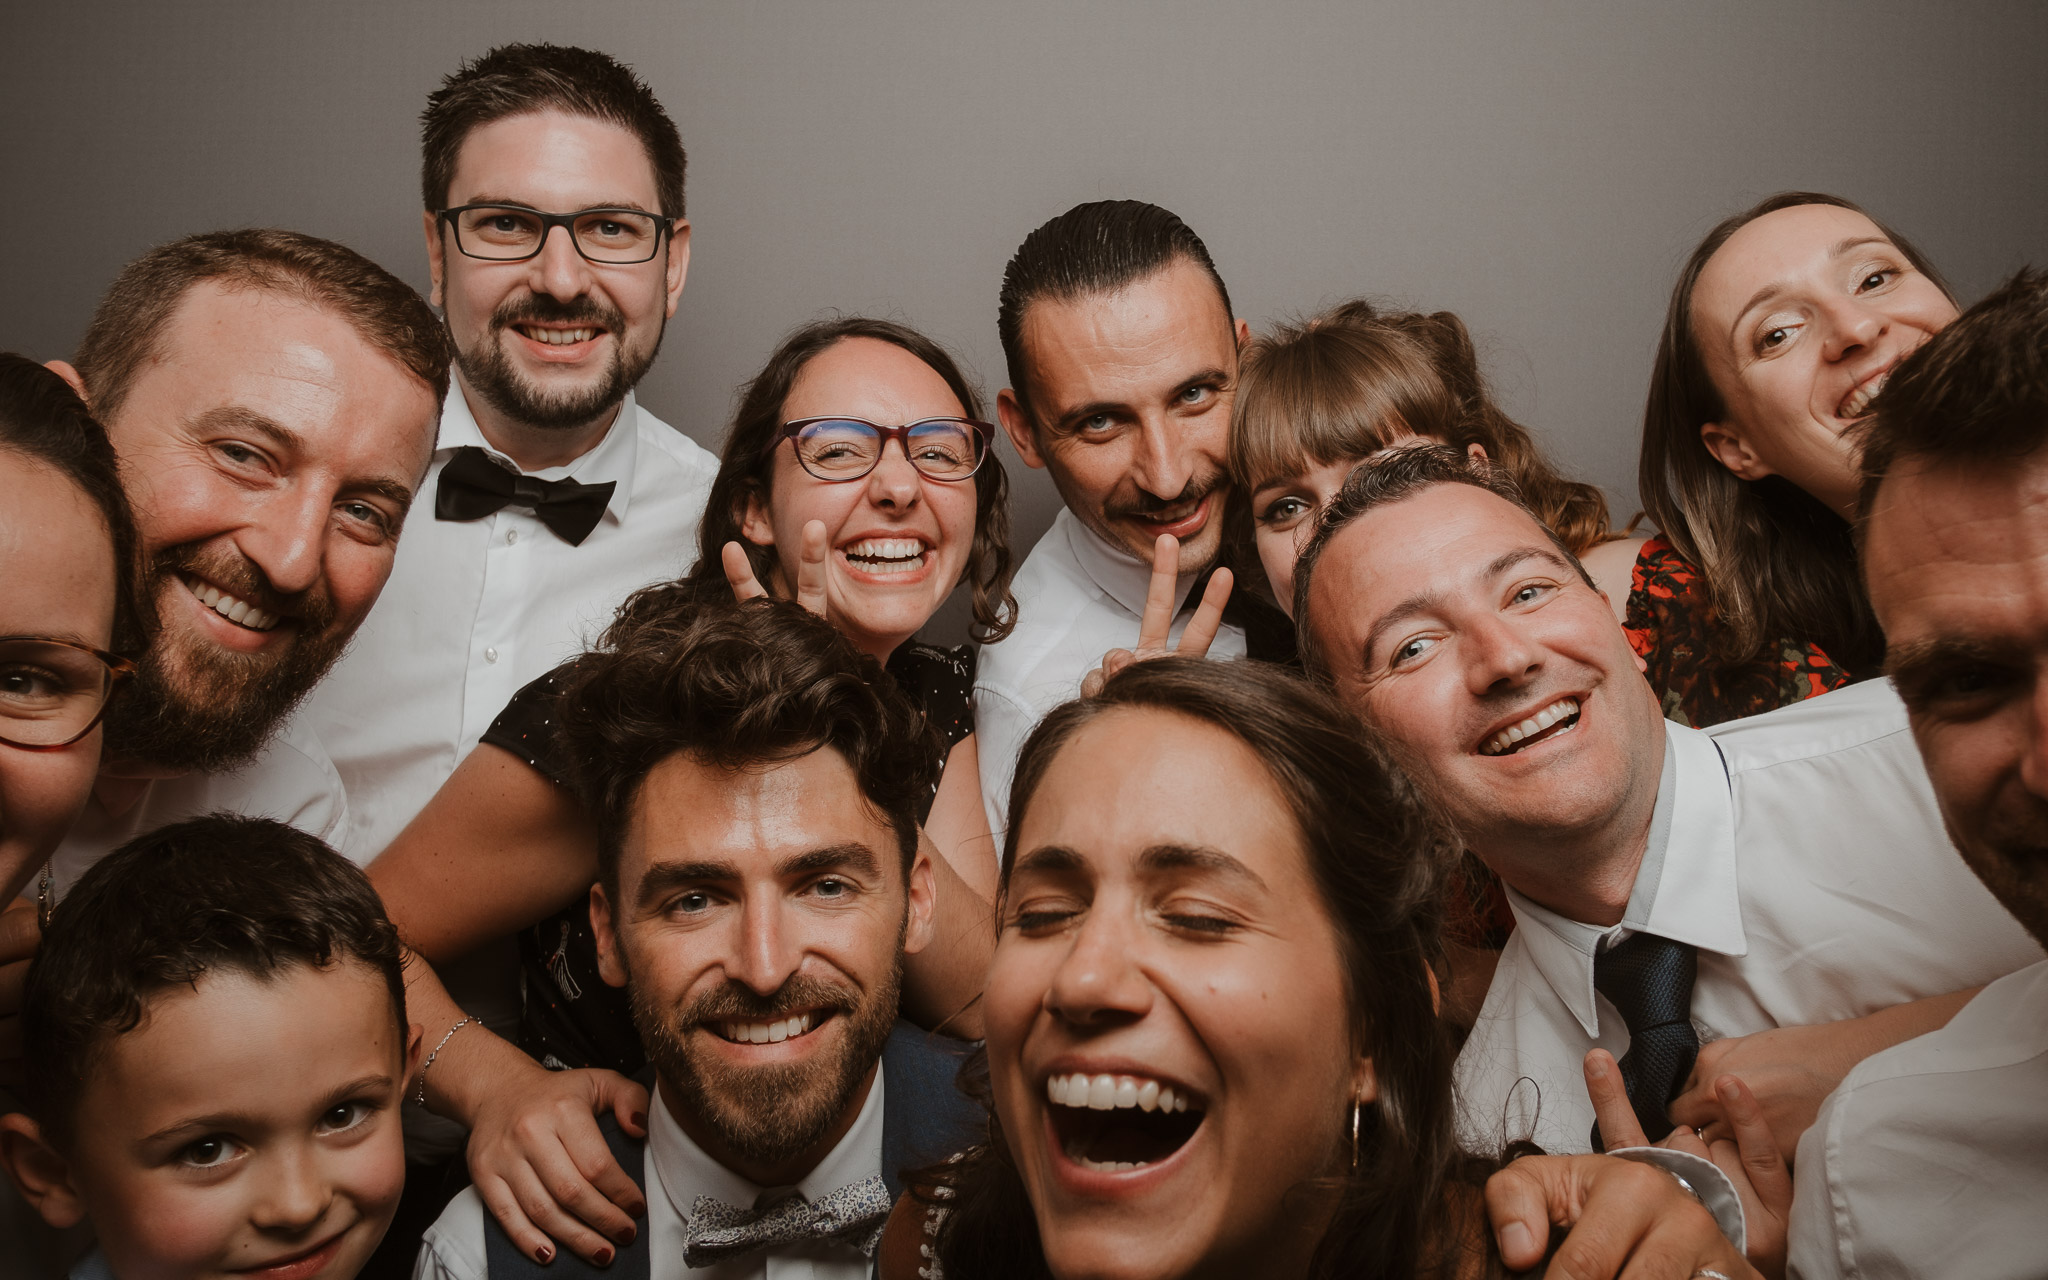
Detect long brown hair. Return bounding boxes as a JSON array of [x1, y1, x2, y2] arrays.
[[1637, 191, 1951, 669], [1232, 299, 1616, 557], [652, 315, 1015, 643], [924, 658, 1504, 1280]]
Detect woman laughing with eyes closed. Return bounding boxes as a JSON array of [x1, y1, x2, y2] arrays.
[[882, 658, 1758, 1280]]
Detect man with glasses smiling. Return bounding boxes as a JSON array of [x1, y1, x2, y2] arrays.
[[308, 43, 717, 871]]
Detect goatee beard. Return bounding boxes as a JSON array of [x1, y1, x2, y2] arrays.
[[103, 545, 346, 773], [456, 293, 661, 431], [634, 961, 902, 1170]]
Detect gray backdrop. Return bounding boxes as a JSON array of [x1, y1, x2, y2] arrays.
[[5, 1, 2044, 639]]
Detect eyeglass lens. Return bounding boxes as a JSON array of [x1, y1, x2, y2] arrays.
[[794, 420, 984, 481], [452, 206, 663, 264], [0, 639, 117, 748]]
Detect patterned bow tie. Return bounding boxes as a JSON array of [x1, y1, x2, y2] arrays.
[[681, 1176, 892, 1268], [434, 446, 617, 546]]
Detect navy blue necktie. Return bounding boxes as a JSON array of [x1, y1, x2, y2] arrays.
[[1589, 930, 1699, 1150], [435, 446, 617, 546]]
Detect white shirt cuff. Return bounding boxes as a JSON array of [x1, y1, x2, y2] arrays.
[[1607, 1145, 1747, 1256]]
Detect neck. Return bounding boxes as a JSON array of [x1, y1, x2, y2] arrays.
[[658, 1064, 878, 1189], [457, 370, 623, 472]]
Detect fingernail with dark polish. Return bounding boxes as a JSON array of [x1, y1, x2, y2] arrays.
[[535, 1246, 553, 1265], [594, 1247, 614, 1267], [630, 1111, 647, 1130]]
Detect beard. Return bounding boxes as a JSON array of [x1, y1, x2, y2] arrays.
[[633, 957, 903, 1170], [455, 292, 663, 431], [1095, 466, 1229, 565], [102, 542, 346, 773]]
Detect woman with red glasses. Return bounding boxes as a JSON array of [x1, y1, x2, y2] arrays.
[[367, 317, 1014, 1267], [0, 353, 140, 911]]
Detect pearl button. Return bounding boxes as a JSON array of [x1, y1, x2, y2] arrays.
[[506, 529, 518, 545], [484, 647, 499, 664]]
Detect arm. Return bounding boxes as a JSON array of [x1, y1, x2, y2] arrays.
[[902, 828, 992, 1041], [1668, 987, 1983, 1156], [368, 743, 598, 964], [925, 733, 999, 903]]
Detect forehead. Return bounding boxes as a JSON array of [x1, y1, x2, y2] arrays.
[[447, 107, 660, 209], [1866, 453, 2048, 643], [0, 456, 117, 637], [1313, 482, 1551, 613], [783, 337, 965, 424], [1015, 706, 1306, 885], [623, 747, 898, 880], [1017, 259, 1234, 409], [1694, 205, 1890, 320]]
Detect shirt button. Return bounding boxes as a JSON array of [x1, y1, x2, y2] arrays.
[[506, 529, 518, 545], [484, 647, 499, 664]]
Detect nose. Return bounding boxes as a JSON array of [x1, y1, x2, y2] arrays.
[[865, 438, 924, 510], [1130, 417, 1196, 504], [237, 485, 330, 598], [249, 1142, 333, 1234], [1465, 611, 1541, 696], [730, 892, 802, 997], [1819, 293, 1886, 363], [1043, 897, 1153, 1028], [525, 223, 594, 303]]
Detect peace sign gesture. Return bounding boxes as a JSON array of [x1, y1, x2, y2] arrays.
[[722, 520, 830, 617], [1080, 534, 1234, 698]]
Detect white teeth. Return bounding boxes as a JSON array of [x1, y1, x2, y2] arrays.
[[844, 538, 930, 574], [1046, 1072, 1197, 1113], [1481, 697, 1580, 757], [182, 576, 278, 632], [720, 1013, 812, 1044], [1840, 372, 1889, 420], [523, 326, 598, 345], [1071, 1155, 1147, 1173]]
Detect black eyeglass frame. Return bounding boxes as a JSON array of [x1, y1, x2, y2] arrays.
[[435, 203, 679, 265], [0, 636, 136, 751], [765, 416, 997, 483]]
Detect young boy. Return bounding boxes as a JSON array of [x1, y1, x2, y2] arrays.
[[0, 815, 421, 1280]]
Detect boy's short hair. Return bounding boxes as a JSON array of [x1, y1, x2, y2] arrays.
[[21, 815, 407, 1150]]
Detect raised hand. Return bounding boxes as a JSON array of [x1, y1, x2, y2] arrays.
[[1585, 1048, 1792, 1279], [463, 1061, 651, 1266], [1080, 534, 1233, 698], [722, 520, 830, 617]]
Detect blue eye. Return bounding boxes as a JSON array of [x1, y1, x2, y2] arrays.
[[812, 878, 848, 899]]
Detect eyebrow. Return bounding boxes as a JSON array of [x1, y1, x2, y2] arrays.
[[1010, 845, 1085, 877], [634, 842, 884, 903], [1359, 546, 1558, 663], [1137, 842, 1267, 890], [191, 405, 417, 511], [459, 195, 661, 217], [140, 1072, 396, 1143], [1886, 634, 2022, 682], [1048, 366, 1231, 435], [1733, 236, 1897, 328]]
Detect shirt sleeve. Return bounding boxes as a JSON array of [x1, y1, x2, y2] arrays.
[[477, 662, 580, 789], [972, 682, 1034, 845], [414, 1186, 490, 1280], [1786, 1097, 1851, 1280], [1607, 1146, 1747, 1257]]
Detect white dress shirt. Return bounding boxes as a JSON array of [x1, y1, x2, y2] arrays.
[[47, 706, 346, 894], [973, 508, 1246, 840], [1454, 678, 2046, 1156], [1787, 958, 2048, 1279], [417, 1066, 889, 1280], [306, 386, 716, 861]]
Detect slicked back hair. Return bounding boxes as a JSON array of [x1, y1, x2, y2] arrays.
[[21, 815, 406, 1152], [0, 353, 146, 651], [1859, 266, 2048, 517], [72, 228, 450, 424], [1291, 443, 1592, 680], [996, 200, 1232, 420], [556, 597, 943, 897], [422, 43, 686, 219]]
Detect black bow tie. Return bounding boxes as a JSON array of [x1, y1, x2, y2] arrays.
[[434, 446, 617, 546]]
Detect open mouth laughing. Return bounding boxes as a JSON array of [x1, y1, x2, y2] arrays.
[[181, 574, 281, 632], [1837, 368, 1891, 421], [841, 536, 932, 576], [1479, 696, 1581, 757], [1045, 1071, 1205, 1173]]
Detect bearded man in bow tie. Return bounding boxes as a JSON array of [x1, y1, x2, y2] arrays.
[[417, 600, 983, 1280], [306, 43, 717, 865]]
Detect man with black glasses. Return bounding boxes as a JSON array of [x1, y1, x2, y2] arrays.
[[308, 43, 716, 867]]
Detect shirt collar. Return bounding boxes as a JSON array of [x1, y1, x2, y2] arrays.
[[1060, 508, 1202, 619], [648, 1062, 887, 1223], [437, 383, 643, 522], [1504, 718, 1747, 1037]]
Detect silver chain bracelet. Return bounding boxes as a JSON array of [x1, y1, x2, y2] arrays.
[[415, 1015, 476, 1108]]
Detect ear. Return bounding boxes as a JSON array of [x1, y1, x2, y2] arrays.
[[404, 1019, 427, 1079], [1352, 1057, 1379, 1106], [590, 881, 629, 990], [900, 832, 939, 958], [422, 210, 447, 310], [1699, 420, 1772, 482], [1426, 964, 1443, 1014], [1233, 317, 1251, 347], [44, 360, 88, 404], [0, 1114, 86, 1230], [662, 221, 692, 319], [996, 389, 1046, 470], [1465, 442, 1489, 462], [738, 486, 776, 549]]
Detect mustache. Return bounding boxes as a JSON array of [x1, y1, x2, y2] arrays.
[[1104, 469, 1226, 522], [490, 292, 626, 334], [676, 973, 858, 1029], [151, 541, 337, 631]]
